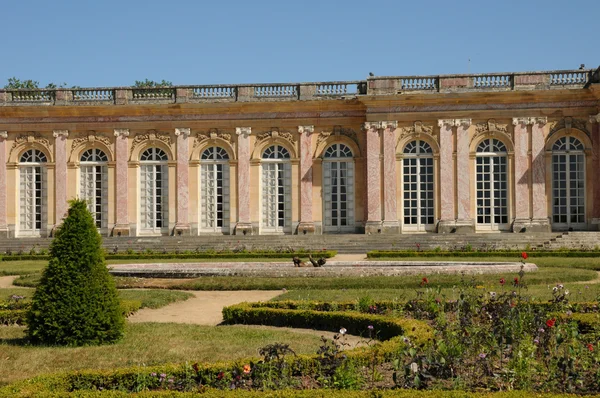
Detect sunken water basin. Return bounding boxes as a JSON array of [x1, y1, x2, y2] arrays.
[[108, 261, 537, 278]]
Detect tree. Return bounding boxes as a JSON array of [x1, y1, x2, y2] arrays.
[[4, 77, 69, 89], [27, 199, 124, 346], [134, 79, 173, 87]]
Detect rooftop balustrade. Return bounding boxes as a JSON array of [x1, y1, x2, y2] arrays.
[[0, 68, 597, 106]]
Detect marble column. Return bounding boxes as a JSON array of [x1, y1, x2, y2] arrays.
[[381, 121, 399, 232], [455, 119, 472, 230], [297, 125, 315, 234], [590, 114, 600, 227], [437, 119, 456, 233], [235, 127, 252, 235], [174, 128, 191, 235], [512, 118, 532, 231], [0, 132, 8, 237], [364, 122, 382, 234], [53, 130, 68, 231], [531, 117, 550, 231], [113, 129, 130, 236]]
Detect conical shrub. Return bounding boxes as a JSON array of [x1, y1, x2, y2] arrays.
[[27, 199, 124, 345]]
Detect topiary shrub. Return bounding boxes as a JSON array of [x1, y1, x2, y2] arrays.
[[26, 199, 124, 345]]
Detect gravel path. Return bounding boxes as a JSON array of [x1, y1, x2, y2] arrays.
[[0, 275, 20, 288]]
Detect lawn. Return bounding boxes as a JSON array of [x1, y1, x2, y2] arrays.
[[0, 323, 329, 385]]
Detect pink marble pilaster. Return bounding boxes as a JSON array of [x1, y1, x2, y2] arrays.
[[382, 121, 399, 231], [455, 119, 471, 222], [437, 120, 455, 224], [235, 127, 252, 234], [0, 132, 8, 236], [298, 126, 315, 233], [590, 114, 600, 223], [512, 118, 531, 220], [531, 118, 548, 221], [113, 129, 130, 236], [175, 128, 191, 235], [363, 122, 382, 233], [53, 130, 68, 228]]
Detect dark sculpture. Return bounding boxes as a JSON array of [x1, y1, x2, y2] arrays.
[[293, 254, 326, 267]]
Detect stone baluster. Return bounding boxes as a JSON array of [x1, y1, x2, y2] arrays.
[[437, 120, 455, 233], [455, 119, 472, 230], [113, 129, 130, 236], [531, 117, 550, 231], [174, 128, 191, 235], [235, 127, 252, 235], [297, 126, 315, 234], [363, 122, 383, 234], [590, 114, 600, 227], [53, 130, 68, 231], [381, 121, 399, 232], [512, 118, 532, 231], [0, 132, 7, 237]]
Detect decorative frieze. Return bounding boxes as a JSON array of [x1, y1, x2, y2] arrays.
[[70, 131, 113, 159], [548, 117, 590, 137], [398, 121, 437, 144], [130, 130, 172, 157], [255, 129, 296, 146], [317, 126, 358, 148], [476, 119, 508, 133], [10, 133, 52, 160], [512, 117, 547, 126], [194, 129, 233, 148]]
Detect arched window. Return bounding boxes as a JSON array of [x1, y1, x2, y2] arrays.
[[402, 140, 434, 231], [261, 145, 291, 233], [80, 148, 108, 229], [476, 138, 509, 230], [140, 148, 169, 234], [552, 136, 585, 228], [19, 149, 47, 236], [323, 143, 355, 232], [200, 147, 230, 233]]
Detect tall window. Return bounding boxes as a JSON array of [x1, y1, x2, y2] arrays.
[[402, 140, 434, 231], [19, 149, 47, 236], [200, 146, 230, 233], [552, 136, 585, 228], [80, 148, 108, 229], [476, 138, 508, 230], [140, 147, 169, 234], [261, 145, 291, 233], [323, 143, 355, 233]]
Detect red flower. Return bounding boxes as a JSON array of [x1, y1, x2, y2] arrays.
[[521, 252, 528, 260], [243, 364, 251, 374], [421, 277, 429, 286], [587, 343, 594, 352], [217, 372, 224, 380], [499, 278, 506, 286], [513, 277, 519, 285], [546, 318, 556, 328]]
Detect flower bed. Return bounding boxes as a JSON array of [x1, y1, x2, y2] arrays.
[[367, 250, 600, 258]]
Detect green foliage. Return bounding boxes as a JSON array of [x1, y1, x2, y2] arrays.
[[26, 199, 125, 346], [134, 79, 173, 87], [4, 77, 68, 89], [368, 250, 600, 258]]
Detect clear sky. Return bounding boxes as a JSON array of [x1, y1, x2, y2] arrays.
[[2, 0, 599, 87]]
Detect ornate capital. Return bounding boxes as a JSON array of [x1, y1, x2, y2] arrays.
[[381, 121, 398, 130], [512, 117, 533, 126], [0, 131, 7, 140], [53, 130, 69, 138], [590, 114, 600, 124], [236, 127, 251, 138], [175, 128, 191, 137], [454, 119, 471, 128], [298, 125, 314, 135], [437, 119, 456, 128], [114, 129, 130, 137], [531, 117, 547, 126], [363, 122, 381, 131]]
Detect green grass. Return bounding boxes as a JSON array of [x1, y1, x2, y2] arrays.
[[372, 256, 600, 270], [0, 323, 329, 385], [0, 261, 47, 276]]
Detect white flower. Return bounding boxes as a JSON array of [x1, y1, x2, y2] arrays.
[[339, 328, 347, 335], [564, 290, 569, 295], [489, 292, 497, 298], [552, 287, 558, 293], [410, 362, 419, 373], [558, 284, 564, 289]]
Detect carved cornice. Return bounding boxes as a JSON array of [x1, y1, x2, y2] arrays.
[[114, 129, 130, 137], [194, 129, 233, 148], [437, 119, 456, 128], [175, 128, 191, 137], [590, 114, 600, 124], [10, 132, 52, 160], [130, 130, 172, 157], [512, 117, 547, 126], [235, 127, 251, 138], [70, 131, 113, 159], [53, 130, 69, 138], [298, 125, 314, 135], [255, 129, 296, 146], [317, 126, 359, 148]]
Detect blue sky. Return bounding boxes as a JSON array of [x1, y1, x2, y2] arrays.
[[2, 0, 599, 87]]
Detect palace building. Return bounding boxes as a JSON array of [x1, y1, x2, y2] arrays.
[[0, 67, 599, 238]]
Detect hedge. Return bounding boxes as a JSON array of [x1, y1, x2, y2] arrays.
[[367, 250, 600, 258], [0, 300, 141, 325], [0, 250, 337, 262]]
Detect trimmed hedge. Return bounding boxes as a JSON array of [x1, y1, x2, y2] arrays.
[[367, 250, 600, 258], [0, 250, 337, 262]]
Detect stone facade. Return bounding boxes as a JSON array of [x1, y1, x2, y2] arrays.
[[0, 68, 599, 237]]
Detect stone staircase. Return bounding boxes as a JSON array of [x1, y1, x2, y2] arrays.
[[0, 232, 562, 255], [538, 232, 600, 251]]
